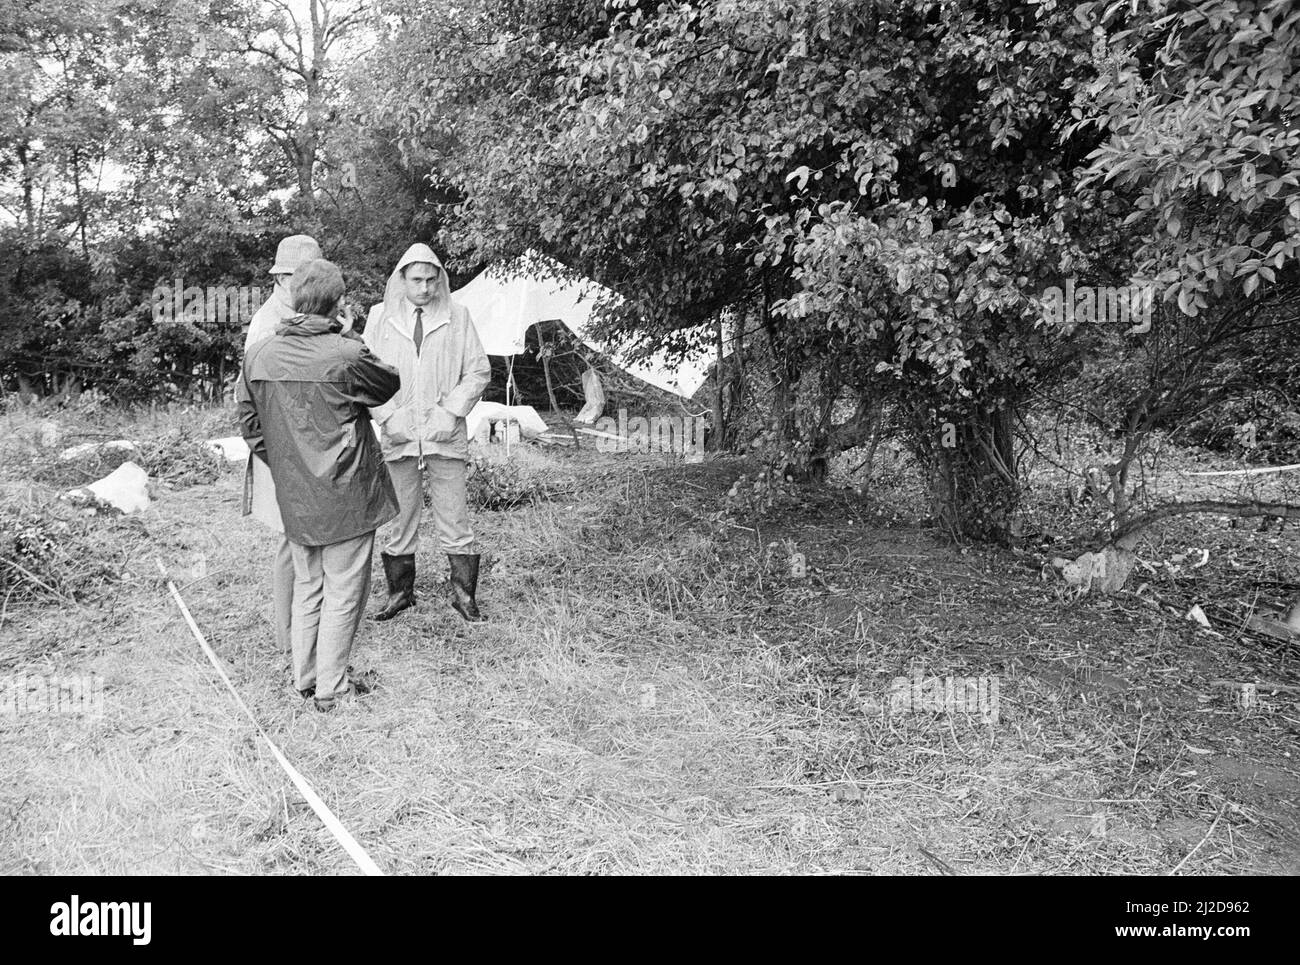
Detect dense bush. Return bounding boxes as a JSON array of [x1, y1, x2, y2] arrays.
[[0, 497, 139, 606]]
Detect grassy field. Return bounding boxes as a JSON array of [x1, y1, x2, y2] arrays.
[[2, 399, 1298, 875]]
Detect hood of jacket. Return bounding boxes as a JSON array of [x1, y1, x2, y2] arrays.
[[382, 243, 451, 329], [275, 313, 344, 337]]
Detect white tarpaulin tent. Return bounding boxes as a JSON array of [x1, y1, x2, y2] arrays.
[[453, 252, 716, 401], [617, 337, 715, 400], [454, 258, 606, 358]]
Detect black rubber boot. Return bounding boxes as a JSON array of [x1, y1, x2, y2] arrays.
[[372, 552, 415, 621], [448, 553, 487, 622]]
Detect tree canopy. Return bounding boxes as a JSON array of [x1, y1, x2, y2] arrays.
[[4, 0, 1299, 542]]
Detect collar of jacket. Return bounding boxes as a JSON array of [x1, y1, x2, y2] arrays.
[[387, 298, 450, 342], [275, 313, 344, 337]]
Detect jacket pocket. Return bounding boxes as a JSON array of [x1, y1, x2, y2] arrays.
[[425, 403, 458, 443], [384, 407, 416, 445]]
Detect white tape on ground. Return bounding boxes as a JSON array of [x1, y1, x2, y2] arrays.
[[1187, 463, 1300, 477], [159, 560, 385, 876]]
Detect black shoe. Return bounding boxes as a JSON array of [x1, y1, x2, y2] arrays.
[[298, 686, 315, 699], [448, 553, 487, 622], [314, 676, 373, 712], [372, 552, 415, 621]]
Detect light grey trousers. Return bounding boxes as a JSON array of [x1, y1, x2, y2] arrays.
[[382, 455, 476, 556], [289, 531, 375, 700], [272, 536, 293, 653]]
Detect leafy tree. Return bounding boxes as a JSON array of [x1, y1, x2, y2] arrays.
[[1065, 0, 1300, 546], [1075, 0, 1300, 312], [0, 0, 410, 401], [368, 0, 1117, 539]]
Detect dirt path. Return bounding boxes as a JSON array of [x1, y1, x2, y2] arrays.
[[3, 451, 1298, 874]]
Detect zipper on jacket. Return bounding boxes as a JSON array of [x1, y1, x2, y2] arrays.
[[413, 320, 425, 470]]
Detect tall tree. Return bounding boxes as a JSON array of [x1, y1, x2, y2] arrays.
[[367, 0, 1112, 539]]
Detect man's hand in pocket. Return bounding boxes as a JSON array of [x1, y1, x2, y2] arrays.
[[383, 407, 415, 445], [428, 402, 458, 442]]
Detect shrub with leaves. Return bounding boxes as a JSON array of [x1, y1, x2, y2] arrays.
[[0, 499, 131, 606], [136, 424, 225, 488]]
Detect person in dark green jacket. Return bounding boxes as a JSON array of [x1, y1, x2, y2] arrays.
[[237, 258, 401, 712]]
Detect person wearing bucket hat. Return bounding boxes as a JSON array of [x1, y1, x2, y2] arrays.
[[238, 258, 401, 712], [362, 243, 492, 623], [240, 233, 323, 660], [247, 234, 324, 348]]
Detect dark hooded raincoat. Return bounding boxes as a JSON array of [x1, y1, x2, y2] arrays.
[[238, 313, 401, 547]]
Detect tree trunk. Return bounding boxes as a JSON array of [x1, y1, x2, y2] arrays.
[[17, 142, 36, 235], [920, 402, 1020, 542], [17, 373, 38, 403], [724, 313, 745, 448], [70, 146, 89, 259], [538, 330, 559, 413], [760, 273, 800, 458], [710, 314, 725, 451]]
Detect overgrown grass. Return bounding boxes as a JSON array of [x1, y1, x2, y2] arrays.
[[0, 489, 151, 609], [466, 445, 567, 511], [0, 399, 230, 608], [1, 405, 1297, 875], [2, 396, 229, 490]]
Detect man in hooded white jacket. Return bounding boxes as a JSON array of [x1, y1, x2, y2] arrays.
[[363, 243, 492, 622]]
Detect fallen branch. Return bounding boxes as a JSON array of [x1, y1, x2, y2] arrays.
[[1187, 463, 1300, 477], [0, 557, 78, 605], [1170, 804, 1227, 875], [1209, 678, 1300, 694], [1109, 499, 1300, 546], [917, 845, 958, 876]]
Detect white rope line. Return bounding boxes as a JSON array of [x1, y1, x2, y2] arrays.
[[1187, 463, 1300, 477], [571, 426, 622, 441], [158, 559, 385, 876]]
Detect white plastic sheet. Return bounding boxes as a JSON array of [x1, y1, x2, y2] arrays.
[[574, 367, 606, 424], [66, 461, 151, 514], [206, 436, 250, 463], [467, 401, 549, 440]]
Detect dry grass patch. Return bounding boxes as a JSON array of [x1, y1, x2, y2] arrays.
[[3, 408, 1298, 875]]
